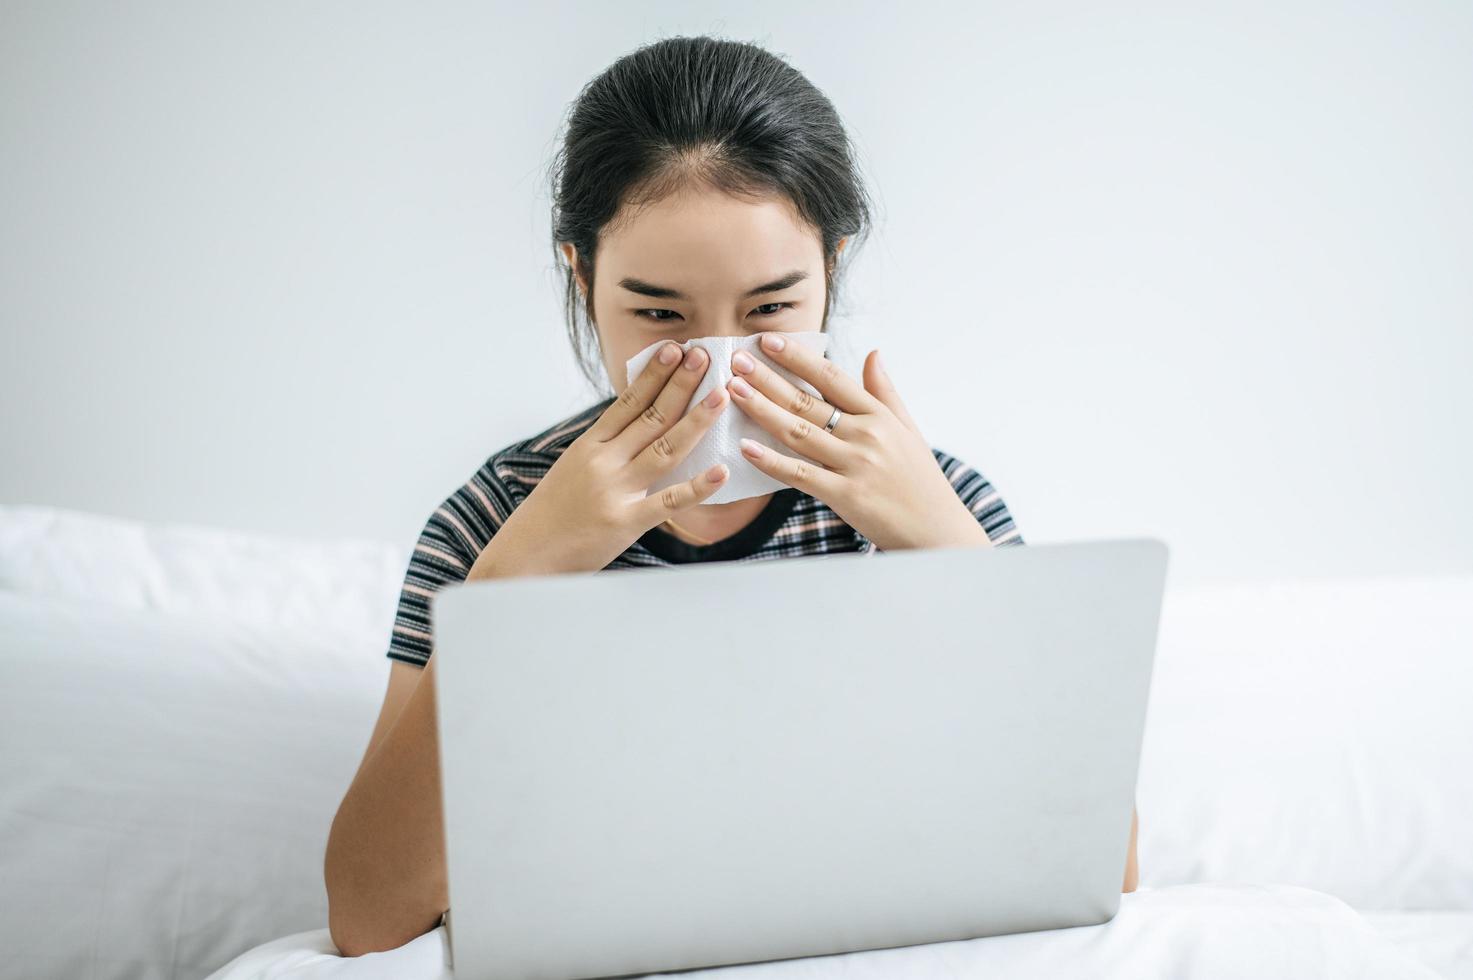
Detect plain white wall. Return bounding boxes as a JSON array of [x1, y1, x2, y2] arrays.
[[2, 1, 1469, 586]]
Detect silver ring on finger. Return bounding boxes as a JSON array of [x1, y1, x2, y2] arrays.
[[823, 405, 842, 433]]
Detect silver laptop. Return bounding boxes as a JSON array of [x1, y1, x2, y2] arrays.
[[431, 537, 1169, 980]]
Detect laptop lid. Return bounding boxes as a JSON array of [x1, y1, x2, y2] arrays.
[[432, 537, 1168, 980]]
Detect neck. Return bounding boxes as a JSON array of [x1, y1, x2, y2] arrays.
[[664, 492, 773, 545]]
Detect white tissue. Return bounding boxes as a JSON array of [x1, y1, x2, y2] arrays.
[[622, 332, 832, 505]]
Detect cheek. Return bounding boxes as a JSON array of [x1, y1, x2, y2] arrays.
[[793, 298, 827, 331], [605, 335, 668, 391]]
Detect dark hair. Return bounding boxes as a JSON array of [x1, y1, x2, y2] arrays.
[[547, 34, 875, 393]]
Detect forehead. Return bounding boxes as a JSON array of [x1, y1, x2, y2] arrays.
[[597, 186, 824, 289]]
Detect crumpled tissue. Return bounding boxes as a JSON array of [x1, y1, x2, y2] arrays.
[[622, 331, 831, 505]]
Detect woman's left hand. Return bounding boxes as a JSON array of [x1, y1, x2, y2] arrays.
[[725, 332, 994, 552]]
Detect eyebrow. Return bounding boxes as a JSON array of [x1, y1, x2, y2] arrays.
[[618, 269, 810, 301]]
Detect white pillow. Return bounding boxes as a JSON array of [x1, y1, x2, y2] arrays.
[[0, 589, 390, 979], [1136, 575, 1473, 910], [0, 503, 407, 646]]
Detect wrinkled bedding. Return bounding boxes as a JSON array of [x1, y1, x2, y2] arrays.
[[1363, 910, 1473, 980], [3, 506, 1469, 980], [205, 883, 1445, 980]]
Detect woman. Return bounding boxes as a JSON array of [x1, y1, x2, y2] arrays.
[[324, 34, 1136, 958]]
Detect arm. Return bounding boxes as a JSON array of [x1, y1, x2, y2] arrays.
[[324, 656, 449, 956], [324, 534, 527, 956], [1123, 805, 1139, 892]]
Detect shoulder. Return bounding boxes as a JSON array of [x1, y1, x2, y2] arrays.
[[478, 395, 615, 493], [417, 397, 616, 563], [928, 446, 1025, 547]]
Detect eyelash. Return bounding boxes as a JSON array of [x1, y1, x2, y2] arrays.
[[636, 302, 792, 322]]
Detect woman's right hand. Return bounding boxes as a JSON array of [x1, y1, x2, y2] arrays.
[[468, 341, 730, 579]]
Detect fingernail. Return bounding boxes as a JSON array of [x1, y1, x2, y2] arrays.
[[702, 387, 724, 408], [728, 376, 753, 398], [739, 438, 764, 458], [707, 463, 728, 483], [683, 347, 706, 371], [875, 350, 888, 377], [732, 350, 755, 374], [658, 343, 681, 365], [760, 333, 786, 352]]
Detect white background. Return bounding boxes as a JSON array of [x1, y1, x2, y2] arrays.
[[3, 1, 1469, 585]]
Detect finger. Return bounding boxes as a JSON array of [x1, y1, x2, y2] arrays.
[[633, 462, 731, 528], [608, 345, 713, 460], [584, 341, 687, 442], [863, 349, 922, 435], [754, 332, 882, 415], [729, 347, 844, 435], [628, 383, 730, 486], [726, 371, 847, 469], [735, 436, 842, 501]]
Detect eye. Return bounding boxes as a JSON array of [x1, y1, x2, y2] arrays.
[[636, 303, 792, 321]]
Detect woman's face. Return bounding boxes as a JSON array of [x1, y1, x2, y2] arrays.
[[561, 184, 843, 390]]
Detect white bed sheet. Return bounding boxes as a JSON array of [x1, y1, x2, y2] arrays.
[[205, 883, 1443, 980], [4, 506, 1468, 979], [1363, 910, 1473, 980]]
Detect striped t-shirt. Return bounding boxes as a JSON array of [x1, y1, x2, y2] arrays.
[[386, 395, 1025, 668]]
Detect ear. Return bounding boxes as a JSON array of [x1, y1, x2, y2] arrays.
[[827, 237, 848, 278], [560, 242, 588, 297]]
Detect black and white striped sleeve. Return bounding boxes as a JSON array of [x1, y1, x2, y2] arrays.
[[384, 467, 521, 668], [932, 448, 1025, 548]]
